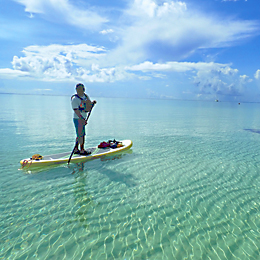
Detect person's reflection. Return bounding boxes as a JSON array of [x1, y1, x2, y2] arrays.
[[72, 163, 93, 229]]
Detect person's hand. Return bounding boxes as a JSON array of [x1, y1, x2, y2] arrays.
[[83, 99, 92, 105], [93, 100, 97, 104], [79, 117, 87, 125]]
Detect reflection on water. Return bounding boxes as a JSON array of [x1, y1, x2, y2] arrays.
[[73, 169, 95, 230]]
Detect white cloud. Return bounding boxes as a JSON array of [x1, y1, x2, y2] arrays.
[[193, 66, 251, 97], [240, 74, 252, 83], [0, 43, 254, 98], [100, 29, 114, 35], [126, 0, 187, 18], [254, 69, 260, 79], [126, 61, 235, 74], [13, 0, 259, 66], [34, 88, 52, 91], [126, 60, 251, 97], [3, 0, 259, 100], [5, 44, 132, 83], [13, 0, 108, 30], [110, 0, 259, 64], [0, 68, 29, 78]]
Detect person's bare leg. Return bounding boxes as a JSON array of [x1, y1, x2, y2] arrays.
[[80, 136, 85, 151]]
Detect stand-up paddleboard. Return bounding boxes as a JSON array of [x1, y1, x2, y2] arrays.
[[20, 140, 132, 169]]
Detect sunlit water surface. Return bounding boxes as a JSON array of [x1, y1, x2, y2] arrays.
[[0, 94, 260, 259]]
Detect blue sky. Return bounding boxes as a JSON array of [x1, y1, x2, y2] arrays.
[[0, 0, 260, 101]]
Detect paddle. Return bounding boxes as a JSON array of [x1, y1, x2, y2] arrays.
[[68, 101, 96, 165]]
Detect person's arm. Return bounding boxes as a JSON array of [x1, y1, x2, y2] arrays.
[[82, 99, 97, 112], [74, 109, 88, 125], [83, 94, 97, 106]]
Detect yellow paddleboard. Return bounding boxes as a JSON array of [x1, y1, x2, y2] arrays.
[[20, 140, 133, 169]]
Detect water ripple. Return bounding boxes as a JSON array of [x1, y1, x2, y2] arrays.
[[1, 135, 260, 259]]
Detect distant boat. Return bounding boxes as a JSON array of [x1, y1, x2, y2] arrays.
[[215, 99, 219, 102]]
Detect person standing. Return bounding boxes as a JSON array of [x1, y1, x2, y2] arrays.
[[71, 83, 96, 155]]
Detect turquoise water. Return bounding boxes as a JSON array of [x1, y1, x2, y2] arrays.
[[1, 94, 260, 259]]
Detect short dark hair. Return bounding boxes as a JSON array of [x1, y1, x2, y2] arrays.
[[76, 83, 84, 89]]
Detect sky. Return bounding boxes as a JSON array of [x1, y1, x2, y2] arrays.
[[0, 0, 260, 101]]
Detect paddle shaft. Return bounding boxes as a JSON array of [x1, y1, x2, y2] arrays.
[[68, 102, 96, 164]]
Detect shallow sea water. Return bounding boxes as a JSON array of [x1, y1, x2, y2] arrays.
[[0, 94, 260, 259]]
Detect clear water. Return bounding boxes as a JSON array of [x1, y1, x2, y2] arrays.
[[1, 94, 260, 259]]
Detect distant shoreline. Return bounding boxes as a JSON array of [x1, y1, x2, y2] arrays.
[[0, 92, 259, 104], [0, 92, 70, 97]]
